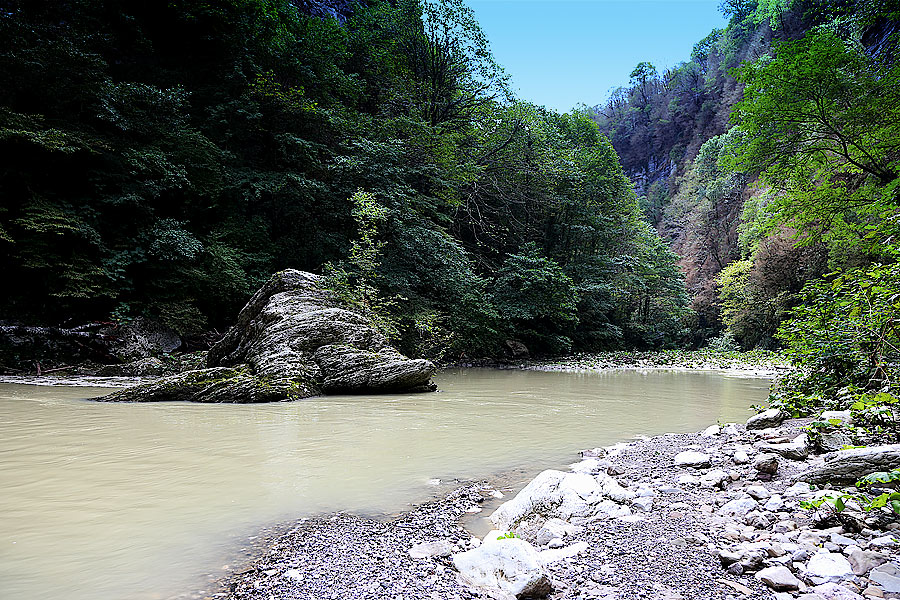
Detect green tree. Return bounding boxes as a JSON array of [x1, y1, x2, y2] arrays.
[[725, 30, 900, 240]]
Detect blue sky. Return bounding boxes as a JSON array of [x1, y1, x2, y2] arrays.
[[465, 0, 728, 112]]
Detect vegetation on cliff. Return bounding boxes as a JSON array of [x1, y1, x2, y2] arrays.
[[593, 0, 900, 417]]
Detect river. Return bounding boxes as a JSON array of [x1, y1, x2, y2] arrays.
[[0, 368, 770, 600]]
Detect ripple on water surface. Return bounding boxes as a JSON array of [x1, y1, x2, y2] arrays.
[[0, 368, 771, 600]]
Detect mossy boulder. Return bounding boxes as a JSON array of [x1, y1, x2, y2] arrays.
[[100, 270, 435, 403], [100, 367, 303, 403]]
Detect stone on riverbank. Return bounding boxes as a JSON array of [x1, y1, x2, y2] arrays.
[[409, 540, 453, 559], [806, 551, 853, 580], [674, 450, 711, 468], [756, 565, 803, 590], [102, 270, 435, 402], [452, 535, 553, 599], [761, 434, 810, 460], [797, 445, 900, 484], [490, 470, 634, 531], [747, 408, 786, 430]]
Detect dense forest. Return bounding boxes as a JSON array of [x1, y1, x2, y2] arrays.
[[0, 0, 688, 359], [3, 0, 900, 418]]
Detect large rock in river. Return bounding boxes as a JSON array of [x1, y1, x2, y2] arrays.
[[101, 270, 436, 402]]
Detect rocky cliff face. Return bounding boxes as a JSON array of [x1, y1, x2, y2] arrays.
[[101, 270, 436, 402]]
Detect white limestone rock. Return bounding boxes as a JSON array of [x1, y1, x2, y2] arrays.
[[761, 434, 810, 460], [700, 469, 729, 489], [746, 485, 772, 500], [869, 562, 900, 593], [535, 518, 580, 546], [847, 547, 889, 576], [409, 540, 453, 559], [701, 424, 721, 437], [719, 496, 758, 517], [674, 450, 711, 468], [810, 582, 866, 600], [453, 535, 553, 599], [806, 551, 853, 580], [756, 565, 803, 590], [798, 445, 900, 484], [490, 470, 631, 530]]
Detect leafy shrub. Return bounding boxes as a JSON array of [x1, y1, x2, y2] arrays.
[[707, 331, 741, 352], [492, 243, 579, 355]]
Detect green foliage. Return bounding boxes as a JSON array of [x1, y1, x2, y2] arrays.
[[801, 469, 900, 519], [778, 262, 900, 396], [771, 261, 900, 433], [324, 191, 400, 340], [492, 243, 579, 354], [726, 30, 900, 243], [0, 0, 691, 357], [707, 331, 742, 352]]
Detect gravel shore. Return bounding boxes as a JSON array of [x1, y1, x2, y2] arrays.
[[214, 411, 900, 600]]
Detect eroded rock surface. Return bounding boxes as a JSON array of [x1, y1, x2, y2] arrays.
[[797, 444, 900, 484], [452, 535, 553, 599], [103, 270, 435, 402]]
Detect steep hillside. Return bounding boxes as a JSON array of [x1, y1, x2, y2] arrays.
[[589, 0, 891, 345]]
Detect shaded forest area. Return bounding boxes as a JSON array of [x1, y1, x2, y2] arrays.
[[0, 0, 688, 360]]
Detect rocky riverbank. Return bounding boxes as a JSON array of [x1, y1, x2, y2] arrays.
[[218, 413, 900, 600], [527, 350, 792, 379]]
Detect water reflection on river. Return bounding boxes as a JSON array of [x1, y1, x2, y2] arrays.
[[0, 368, 770, 600]]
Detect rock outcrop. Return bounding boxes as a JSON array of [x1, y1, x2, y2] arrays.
[[796, 444, 900, 484], [101, 270, 435, 402]]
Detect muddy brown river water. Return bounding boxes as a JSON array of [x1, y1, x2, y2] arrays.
[[0, 368, 771, 600]]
